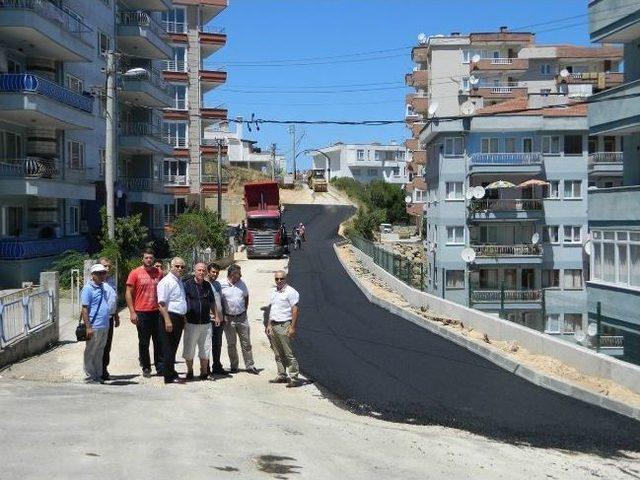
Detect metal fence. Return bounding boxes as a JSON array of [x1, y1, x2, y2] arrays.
[[350, 236, 427, 291], [0, 286, 54, 348]]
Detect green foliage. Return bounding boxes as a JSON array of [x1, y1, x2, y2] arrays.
[[352, 207, 386, 240], [99, 208, 149, 259], [49, 250, 89, 289], [169, 208, 228, 264]]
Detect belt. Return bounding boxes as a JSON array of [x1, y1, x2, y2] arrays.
[[226, 312, 246, 317]]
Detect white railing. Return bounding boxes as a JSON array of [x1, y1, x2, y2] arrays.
[[600, 335, 624, 348], [491, 86, 513, 94], [589, 152, 623, 163], [470, 152, 543, 165], [491, 58, 513, 64], [163, 136, 187, 148], [473, 244, 543, 257], [162, 21, 186, 33], [0, 286, 53, 347], [470, 199, 543, 212], [163, 174, 188, 185], [471, 289, 542, 303], [163, 60, 187, 72]]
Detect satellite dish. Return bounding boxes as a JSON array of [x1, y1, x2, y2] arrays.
[[427, 102, 439, 117], [560, 68, 570, 78], [465, 188, 475, 200], [469, 75, 479, 86], [531, 233, 540, 245], [587, 323, 598, 337], [473, 186, 485, 199], [405, 195, 412, 204], [574, 330, 586, 344], [584, 239, 593, 256], [471, 54, 481, 64], [417, 33, 428, 45], [461, 248, 476, 263], [461, 101, 476, 116], [124, 67, 147, 77]]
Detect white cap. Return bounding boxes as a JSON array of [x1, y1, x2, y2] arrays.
[[90, 264, 108, 274]]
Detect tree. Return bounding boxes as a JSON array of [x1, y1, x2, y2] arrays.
[[169, 209, 228, 264]]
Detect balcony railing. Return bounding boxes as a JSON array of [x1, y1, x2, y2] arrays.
[[471, 289, 542, 303], [0, 157, 59, 179], [470, 199, 543, 212], [119, 176, 160, 192], [163, 60, 187, 72], [163, 174, 188, 185], [0, 0, 92, 43], [0, 236, 88, 260], [121, 67, 171, 96], [470, 153, 543, 165], [118, 11, 167, 39], [163, 137, 187, 148], [162, 21, 186, 33], [0, 74, 93, 113], [588, 152, 623, 163], [119, 121, 165, 141], [600, 335, 624, 348], [473, 244, 543, 257]]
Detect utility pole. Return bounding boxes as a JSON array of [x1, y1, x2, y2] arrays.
[[216, 139, 225, 219], [289, 124, 296, 181], [105, 51, 117, 240], [270, 143, 276, 181]]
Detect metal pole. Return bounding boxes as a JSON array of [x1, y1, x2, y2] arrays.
[[105, 51, 117, 240], [289, 125, 296, 181], [596, 301, 602, 353], [500, 281, 505, 319], [216, 139, 223, 219], [271, 143, 276, 181]]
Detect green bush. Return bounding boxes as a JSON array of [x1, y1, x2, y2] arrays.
[[169, 208, 228, 265], [49, 250, 90, 289]]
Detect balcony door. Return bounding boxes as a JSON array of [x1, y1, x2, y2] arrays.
[[504, 269, 517, 289], [521, 269, 535, 289]]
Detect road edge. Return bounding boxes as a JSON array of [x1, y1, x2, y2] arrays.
[[333, 242, 640, 421]]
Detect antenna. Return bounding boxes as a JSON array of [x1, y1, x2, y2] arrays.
[[417, 33, 428, 45], [471, 54, 481, 64], [465, 188, 475, 200], [469, 75, 479, 86], [473, 186, 486, 199], [427, 101, 439, 117], [531, 232, 540, 245], [461, 101, 476, 116], [560, 68, 570, 78], [461, 247, 476, 263], [587, 323, 598, 337]]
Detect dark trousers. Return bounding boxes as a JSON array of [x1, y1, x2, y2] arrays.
[[136, 311, 164, 373], [211, 321, 225, 370], [161, 312, 185, 380], [102, 316, 114, 374]]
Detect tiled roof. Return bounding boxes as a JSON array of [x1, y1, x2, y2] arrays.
[[475, 98, 587, 117], [406, 203, 424, 217], [554, 45, 623, 59]]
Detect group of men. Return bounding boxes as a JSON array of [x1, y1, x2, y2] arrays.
[[80, 249, 302, 387]]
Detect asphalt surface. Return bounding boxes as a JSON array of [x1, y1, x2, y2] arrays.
[[284, 203, 640, 454]]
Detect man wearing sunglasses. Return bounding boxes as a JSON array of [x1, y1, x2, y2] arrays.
[[266, 271, 302, 387], [157, 257, 188, 384]]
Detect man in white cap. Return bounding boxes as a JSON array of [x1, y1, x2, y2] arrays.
[[81, 263, 117, 383]]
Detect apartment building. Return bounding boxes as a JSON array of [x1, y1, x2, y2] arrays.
[[161, 0, 228, 221], [311, 143, 410, 185], [409, 28, 622, 343], [0, 0, 115, 287], [587, 0, 640, 365]]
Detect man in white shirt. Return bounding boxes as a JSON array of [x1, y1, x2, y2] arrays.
[[221, 264, 258, 374], [267, 270, 301, 387], [157, 257, 188, 384]]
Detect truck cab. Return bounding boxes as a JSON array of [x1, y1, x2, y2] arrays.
[[244, 181, 285, 259]]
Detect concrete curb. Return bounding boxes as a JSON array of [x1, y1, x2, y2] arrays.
[[333, 243, 640, 421]]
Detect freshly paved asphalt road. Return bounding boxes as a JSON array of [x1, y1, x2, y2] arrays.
[[284, 203, 640, 454]]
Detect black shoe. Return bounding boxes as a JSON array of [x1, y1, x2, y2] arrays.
[[199, 372, 209, 381], [211, 366, 231, 376], [286, 378, 303, 388], [101, 370, 111, 381], [230, 367, 239, 373], [269, 376, 289, 384], [246, 367, 259, 375], [186, 371, 194, 381], [142, 368, 152, 378]]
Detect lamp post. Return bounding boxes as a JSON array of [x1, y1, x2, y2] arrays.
[[303, 149, 331, 180], [215, 138, 226, 219]]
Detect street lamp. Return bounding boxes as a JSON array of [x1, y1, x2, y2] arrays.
[[215, 138, 226, 219]]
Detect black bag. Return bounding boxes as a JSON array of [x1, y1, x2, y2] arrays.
[[75, 287, 105, 342]]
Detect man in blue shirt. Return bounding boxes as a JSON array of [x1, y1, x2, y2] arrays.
[[81, 263, 115, 383]]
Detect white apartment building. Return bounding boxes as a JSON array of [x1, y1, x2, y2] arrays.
[[311, 143, 410, 185]]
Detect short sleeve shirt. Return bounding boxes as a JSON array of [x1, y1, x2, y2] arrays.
[[157, 272, 188, 315], [269, 285, 300, 323], [220, 279, 249, 315], [81, 281, 112, 330], [126, 266, 162, 312]]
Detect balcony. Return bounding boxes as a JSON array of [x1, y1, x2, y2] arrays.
[[469, 152, 543, 175], [405, 70, 429, 88], [412, 150, 427, 165], [410, 95, 429, 115], [472, 244, 543, 265], [117, 11, 172, 60], [556, 72, 624, 90], [589, 0, 640, 43], [200, 0, 228, 24], [468, 198, 543, 221], [405, 138, 419, 151], [119, 122, 173, 155], [588, 151, 623, 176], [163, 174, 189, 186], [411, 45, 429, 63], [0, 0, 93, 62], [200, 70, 227, 93], [120, 176, 171, 205], [471, 289, 542, 303], [201, 107, 228, 121], [588, 79, 640, 135], [199, 25, 227, 57], [0, 236, 88, 260], [470, 83, 528, 100], [589, 185, 640, 227], [411, 122, 426, 137], [120, 68, 173, 108], [0, 157, 58, 179], [472, 58, 529, 72], [0, 74, 93, 129]]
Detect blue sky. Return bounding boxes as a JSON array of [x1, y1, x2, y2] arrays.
[[204, 0, 592, 171]]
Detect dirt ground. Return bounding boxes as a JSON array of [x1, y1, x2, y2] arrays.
[[337, 244, 640, 411]]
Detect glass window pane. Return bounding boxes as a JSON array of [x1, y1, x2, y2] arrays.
[[618, 244, 628, 284], [603, 243, 615, 282], [594, 241, 602, 280], [631, 244, 640, 286]]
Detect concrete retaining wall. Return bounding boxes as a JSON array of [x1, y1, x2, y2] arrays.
[[341, 244, 640, 398]]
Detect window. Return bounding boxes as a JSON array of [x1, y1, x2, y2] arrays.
[[395, 150, 404, 161], [163, 159, 188, 184], [167, 47, 187, 71], [65, 74, 83, 93], [563, 269, 583, 289], [171, 85, 187, 109], [545, 314, 560, 333], [542, 136, 560, 154], [0, 130, 23, 159], [391, 167, 400, 176], [98, 31, 110, 57], [544, 226, 559, 244], [445, 182, 463, 200], [162, 122, 188, 148], [544, 180, 559, 199], [461, 76, 470, 91], [1, 206, 23, 237], [540, 88, 552, 96], [367, 168, 377, 176], [540, 63, 552, 75], [67, 141, 85, 170], [481, 138, 499, 154], [542, 269, 560, 288], [522, 138, 533, 153], [564, 135, 582, 155], [356, 149, 365, 161], [563, 226, 582, 244], [161, 7, 186, 33], [504, 137, 516, 153], [97, 92, 106, 117], [444, 137, 463, 156], [564, 180, 582, 199], [352, 169, 361, 177], [7, 59, 22, 73], [414, 189, 425, 202], [98, 149, 105, 177], [563, 314, 582, 333], [446, 270, 465, 289], [446, 226, 464, 244], [68, 206, 80, 235], [592, 230, 640, 286]]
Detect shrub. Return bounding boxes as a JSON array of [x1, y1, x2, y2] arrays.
[[49, 250, 90, 289], [169, 208, 228, 265]]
